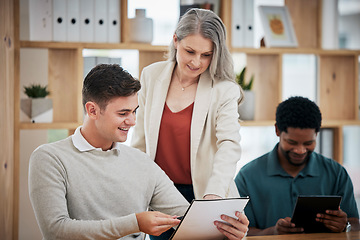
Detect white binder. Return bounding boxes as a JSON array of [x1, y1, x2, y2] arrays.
[[27, 0, 52, 41], [53, 0, 67, 42], [94, 0, 108, 42], [80, 0, 94, 42], [231, 0, 245, 48], [321, 0, 339, 49], [244, 0, 254, 47], [66, 0, 80, 42], [108, 0, 121, 43]]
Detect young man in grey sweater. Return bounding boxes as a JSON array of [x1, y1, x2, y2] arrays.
[[29, 64, 249, 240]]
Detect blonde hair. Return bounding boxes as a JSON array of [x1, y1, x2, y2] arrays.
[[168, 8, 235, 83]]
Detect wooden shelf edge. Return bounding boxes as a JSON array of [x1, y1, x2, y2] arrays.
[[231, 47, 360, 56], [20, 41, 168, 51], [20, 41, 359, 55], [322, 120, 360, 127], [238, 120, 275, 126], [239, 120, 360, 127], [18, 122, 81, 130]]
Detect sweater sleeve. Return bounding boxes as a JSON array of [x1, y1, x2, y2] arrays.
[[28, 146, 141, 240], [148, 162, 190, 216]]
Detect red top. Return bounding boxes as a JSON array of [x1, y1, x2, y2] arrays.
[[155, 102, 194, 184]]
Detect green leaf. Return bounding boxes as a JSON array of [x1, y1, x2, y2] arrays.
[[23, 84, 50, 98], [235, 67, 254, 90]]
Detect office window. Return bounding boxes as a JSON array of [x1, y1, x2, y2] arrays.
[[338, 0, 360, 49], [343, 126, 360, 214], [83, 49, 139, 79], [282, 54, 317, 101], [236, 126, 279, 175]]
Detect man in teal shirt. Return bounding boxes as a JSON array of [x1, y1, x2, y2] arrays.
[[235, 96, 359, 236]]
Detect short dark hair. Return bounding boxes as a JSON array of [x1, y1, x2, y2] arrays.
[[82, 64, 141, 110], [276, 96, 322, 133]]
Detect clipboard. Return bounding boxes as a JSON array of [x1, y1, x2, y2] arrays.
[[169, 197, 249, 240], [291, 195, 342, 233]]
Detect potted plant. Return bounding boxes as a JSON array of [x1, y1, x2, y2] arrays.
[[236, 67, 255, 120], [21, 84, 53, 123]]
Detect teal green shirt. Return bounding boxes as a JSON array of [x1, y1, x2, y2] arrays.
[[235, 144, 359, 229]]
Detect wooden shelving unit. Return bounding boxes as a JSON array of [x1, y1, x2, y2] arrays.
[[5, 0, 359, 239], [224, 0, 360, 163]]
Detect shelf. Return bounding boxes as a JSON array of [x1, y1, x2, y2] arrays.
[[19, 122, 81, 130], [239, 120, 360, 127], [322, 120, 360, 127], [231, 47, 360, 56], [239, 120, 275, 126], [20, 41, 169, 51], [21, 41, 360, 56]]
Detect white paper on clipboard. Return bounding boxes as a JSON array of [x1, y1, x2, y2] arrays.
[[170, 197, 249, 240]]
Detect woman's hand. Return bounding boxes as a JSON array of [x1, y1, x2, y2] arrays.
[[203, 194, 222, 200], [214, 211, 249, 240]]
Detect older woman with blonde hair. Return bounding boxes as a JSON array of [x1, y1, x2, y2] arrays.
[[132, 8, 247, 240]]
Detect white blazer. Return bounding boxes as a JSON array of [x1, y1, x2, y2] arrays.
[[131, 61, 242, 199]]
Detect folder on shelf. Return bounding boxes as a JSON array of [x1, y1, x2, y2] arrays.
[[66, 0, 80, 42], [53, 0, 67, 42], [26, 0, 53, 41], [231, 0, 245, 48], [321, 0, 339, 49], [80, 0, 94, 42], [244, 0, 254, 47], [108, 0, 121, 43], [94, 0, 108, 43], [231, 0, 254, 48]]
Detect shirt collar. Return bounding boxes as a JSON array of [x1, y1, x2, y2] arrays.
[[72, 126, 121, 152], [298, 153, 319, 177], [267, 143, 319, 177], [267, 144, 288, 176]]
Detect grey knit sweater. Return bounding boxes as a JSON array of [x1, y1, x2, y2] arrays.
[[29, 132, 189, 240]]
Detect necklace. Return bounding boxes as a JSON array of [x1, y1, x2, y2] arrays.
[[175, 71, 199, 91]]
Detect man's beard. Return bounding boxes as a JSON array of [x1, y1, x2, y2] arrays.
[[281, 147, 311, 167]]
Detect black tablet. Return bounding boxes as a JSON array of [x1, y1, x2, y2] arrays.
[[291, 195, 342, 233]]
